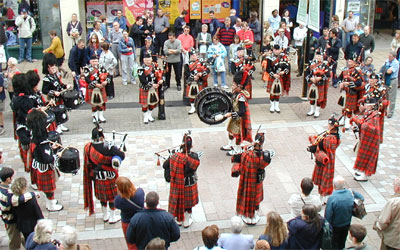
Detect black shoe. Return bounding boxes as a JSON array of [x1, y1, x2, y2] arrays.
[[177, 85, 182, 91]]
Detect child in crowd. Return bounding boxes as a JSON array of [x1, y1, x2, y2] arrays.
[[229, 35, 244, 74], [345, 224, 372, 250], [361, 56, 374, 82]]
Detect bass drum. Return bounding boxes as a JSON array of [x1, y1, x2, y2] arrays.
[[195, 87, 232, 125], [58, 147, 80, 174], [63, 90, 82, 109]]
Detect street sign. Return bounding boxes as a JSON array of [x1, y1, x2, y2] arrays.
[[297, 0, 308, 25], [308, 0, 320, 32]]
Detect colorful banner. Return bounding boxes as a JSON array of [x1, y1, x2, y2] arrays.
[[159, 0, 188, 24], [190, 0, 201, 19], [106, 1, 123, 21], [86, 2, 106, 21], [201, 0, 230, 22], [123, 0, 154, 26]]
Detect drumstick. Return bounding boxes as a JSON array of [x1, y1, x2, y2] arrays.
[[59, 144, 72, 155]]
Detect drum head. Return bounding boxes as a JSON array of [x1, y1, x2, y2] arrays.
[[195, 87, 232, 125], [59, 147, 80, 174], [46, 111, 56, 124], [48, 131, 61, 144]]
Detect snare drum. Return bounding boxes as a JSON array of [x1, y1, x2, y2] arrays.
[[46, 110, 56, 125], [195, 87, 233, 125], [48, 131, 61, 144], [58, 147, 80, 174], [63, 90, 81, 109], [51, 105, 69, 124]]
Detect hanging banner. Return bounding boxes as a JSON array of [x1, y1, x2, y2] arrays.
[[107, 1, 123, 21], [308, 0, 320, 32], [202, 0, 230, 22], [123, 0, 154, 26], [86, 2, 106, 21], [296, 0, 307, 25], [190, 0, 201, 19], [158, 0, 188, 24]]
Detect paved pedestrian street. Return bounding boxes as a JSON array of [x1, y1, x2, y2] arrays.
[[0, 34, 399, 249]]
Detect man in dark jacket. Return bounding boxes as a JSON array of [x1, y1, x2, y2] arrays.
[[68, 39, 86, 77], [126, 191, 180, 249], [129, 17, 148, 61], [345, 33, 363, 63], [174, 10, 188, 37], [327, 28, 342, 87]]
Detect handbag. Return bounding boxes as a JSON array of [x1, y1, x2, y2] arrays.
[[350, 189, 367, 219], [0, 46, 6, 63], [321, 220, 333, 250]]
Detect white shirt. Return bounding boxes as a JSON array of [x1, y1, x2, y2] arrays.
[[293, 26, 308, 46], [274, 35, 289, 49], [288, 193, 322, 218]]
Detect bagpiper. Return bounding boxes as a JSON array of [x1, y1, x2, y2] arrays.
[[310, 115, 341, 203], [164, 132, 200, 228], [220, 71, 252, 156], [26, 109, 63, 211], [184, 48, 210, 114], [83, 124, 125, 223], [84, 54, 111, 123], [137, 51, 164, 124], [232, 131, 274, 225], [230, 47, 256, 99], [350, 96, 381, 182], [266, 44, 291, 113], [305, 50, 330, 118], [337, 56, 365, 129], [41, 53, 70, 134]]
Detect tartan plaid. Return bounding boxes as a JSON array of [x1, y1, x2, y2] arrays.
[[94, 178, 118, 202], [139, 88, 149, 105], [244, 81, 252, 100], [236, 150, 270, 218], [266, 74, 291, 96], [36, 168, 56, 193], [379, 99, 389, 143], [312, 134, 341, 196], [86, 87, 107, 105], [18, 141, 29, 171], [83, 142, 118, 215], [353, 111, 380, 176], [228, 92, 253, 144], [168, 152, 200, 222], [338, 68, 364, 113], [186, 83, 204, 101]]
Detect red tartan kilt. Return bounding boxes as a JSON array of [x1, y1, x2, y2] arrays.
[[18, 142, 29, 171], [139, 88, 149, 106], [185, 84, 204, 99], [94, 178, 118, 202], [309, 82, 328, 107], [184, 183, 199, 209], [345, 92, 358, 112], [266, 78, 275, 93], [36, 169, 56, 193], [312, 163, 334, 196], [255, 183, 263, 204], [85, 87, 107, 104]]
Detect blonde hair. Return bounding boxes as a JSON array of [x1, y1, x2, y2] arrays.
[[33, 219, 54, 244], [263, 211, 288, 247], [8, 57, 18, 66], [11, 177, 27, 195], [395, 30, 400, 41]]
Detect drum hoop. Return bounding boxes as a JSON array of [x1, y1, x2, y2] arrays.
[[195, 87, 232, 125]]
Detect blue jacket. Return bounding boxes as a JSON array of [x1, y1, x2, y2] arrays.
[[287, 216, 325, 250], [119, 37, 135, 55], [325, 189, 364, 227], [25, 232, 58, 250], [126, 208, 180, 249], [114, 188, 145, 223], [113, 16, 127, 31], [68, 45, 86, 74]]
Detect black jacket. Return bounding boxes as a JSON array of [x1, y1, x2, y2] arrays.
[[126, 209, 180, 249], [129, 24, 145, 48], [68, 45, 86, 75], [327, 38, 342, 61], [345, 41, 364, 62], [14, 196, 44, 236]]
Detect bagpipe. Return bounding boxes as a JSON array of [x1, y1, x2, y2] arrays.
[[100, 128, 128, 169]]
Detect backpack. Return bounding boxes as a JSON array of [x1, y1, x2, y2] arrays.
[[321, 220, 333, 250]]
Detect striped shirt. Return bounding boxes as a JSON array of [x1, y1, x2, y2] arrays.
[[219, 26, 236, 46], [0, 184, 33, 224]]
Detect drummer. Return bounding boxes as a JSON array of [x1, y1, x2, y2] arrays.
[[220, 70, 253, 156], [41, 53, 70, 134], [184, 48, 210, 114]]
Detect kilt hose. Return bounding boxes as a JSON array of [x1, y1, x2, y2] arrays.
[[94, 178, 118, 203], [36, 169, 56, 193]]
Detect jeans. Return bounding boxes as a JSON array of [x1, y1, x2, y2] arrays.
[[165, 61, 182, 87], [332, 63, 338, 86], [111, 43, 121, 75], [212, 69, 226, 87], [332, 224, 350, 250], [388, 78, 398, 116], [19, 37, 32, 61], [345, 31, 354, 48], [224, 45, 230, 70], [121, 54, 135, 84]]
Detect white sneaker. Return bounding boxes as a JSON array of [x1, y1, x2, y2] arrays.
[[241, 216, 252, 225], [131, 80, 137, 85], [188, 104, 196, 114], [56, 126, 63, 134], [354, 172, 368, 182], [109, 209, 121, 224], [143, 112, 149, 124], [30, 184, 38, 190], [307, 105, 315, 116], [147, 110, 155, 122], [175, 218, 183, 226], [314, 106, 320, 118], [222, 85, 229, 89], [220, 139, 234, 151], [251, 214, 260, 225], [59, 124, 69, 132], [98, 111, 106, 123], [102, 206, 110, 222], [48, 199, 63, 212], [122, 82, 128, 86]]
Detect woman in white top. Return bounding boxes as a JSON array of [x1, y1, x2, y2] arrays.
[[99, 42, 117, 99], [390, 30, 400, 52], [196, 24, 212, 60], [282, 10, 293, 34]]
